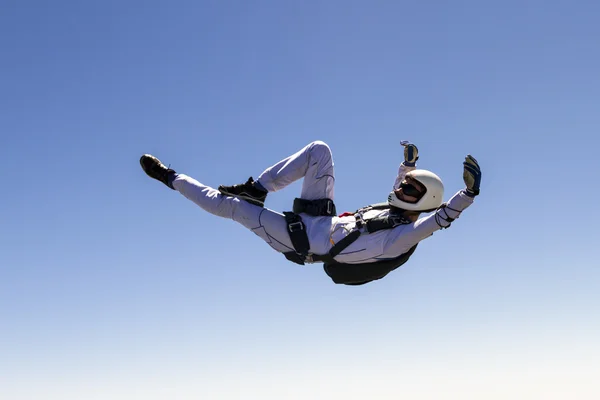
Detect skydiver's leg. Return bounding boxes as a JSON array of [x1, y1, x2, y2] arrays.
[[256, 140, 335, 201], [172, 174, 295, 253]]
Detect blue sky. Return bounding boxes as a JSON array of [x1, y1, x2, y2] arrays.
[[1, 1, 599, 399]]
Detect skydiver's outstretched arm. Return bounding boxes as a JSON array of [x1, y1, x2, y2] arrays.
[[383, 154, 482, 255], [382, 189, 475, 255]]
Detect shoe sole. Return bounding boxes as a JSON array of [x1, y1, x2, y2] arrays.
[[140, 155, 163, 174], [140, 155, 176, 190], [140, 158, 157, 177], [218, 189, 265, 207]]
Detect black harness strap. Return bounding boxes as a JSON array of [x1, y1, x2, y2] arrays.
[[310, 230, 361, 263], [362, 214, 410, 233], [293, 197, 337, 216], [282, 212, 311, 265], [283, 198, 339, 265]]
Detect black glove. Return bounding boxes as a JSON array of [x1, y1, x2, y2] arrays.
[[463, 155, 481, 197], [401, 141, 419, 166]]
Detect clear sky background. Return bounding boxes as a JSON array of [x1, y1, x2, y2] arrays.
[[1, 1, 599, 399]]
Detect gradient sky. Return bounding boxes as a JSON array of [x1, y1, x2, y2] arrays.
[[1, 1, 599, 399]]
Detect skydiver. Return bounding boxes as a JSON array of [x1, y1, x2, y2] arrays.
[[139, 141, 481, 285]]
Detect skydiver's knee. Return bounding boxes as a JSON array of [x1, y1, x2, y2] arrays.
[[309, 140, 332, 159]]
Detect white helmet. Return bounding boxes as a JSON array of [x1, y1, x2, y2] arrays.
[[388, 170, 444, 212]]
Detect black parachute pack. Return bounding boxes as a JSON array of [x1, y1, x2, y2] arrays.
[[323, 244, 418, 285], [284, 200, 418, 286]]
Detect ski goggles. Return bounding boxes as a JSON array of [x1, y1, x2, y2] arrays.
[[396, 178, 427, 203], [399, 181, 423, 198]]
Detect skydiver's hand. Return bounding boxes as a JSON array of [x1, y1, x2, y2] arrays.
[[400, 141, 419, 166], [463, 155, 481, 197]]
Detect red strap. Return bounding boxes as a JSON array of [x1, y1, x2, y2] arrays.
[[338, 212, 354, 217]]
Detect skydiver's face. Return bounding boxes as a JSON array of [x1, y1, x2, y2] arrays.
[[393, 176, 426, 204], [392, 176, 427, 222]]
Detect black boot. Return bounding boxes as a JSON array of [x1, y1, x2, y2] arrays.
[[218, 177, 268, 207], [140, 154, 177, 190]]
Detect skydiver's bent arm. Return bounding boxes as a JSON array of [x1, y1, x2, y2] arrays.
[[393, 161, 416, 190], [382, 189, 475, 255]]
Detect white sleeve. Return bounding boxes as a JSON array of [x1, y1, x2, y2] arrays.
[[393, 162, 416, 190], [382, 189, 475, 255]]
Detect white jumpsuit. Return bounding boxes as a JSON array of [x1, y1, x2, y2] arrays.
[[172, 141, 474, 264]]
